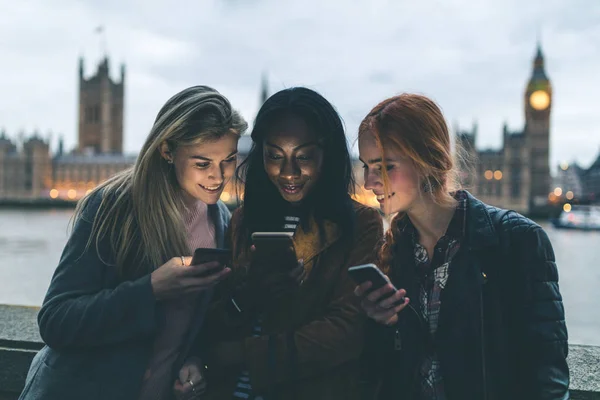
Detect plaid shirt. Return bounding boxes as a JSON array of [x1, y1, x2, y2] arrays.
[[398, 190, 468, 400]]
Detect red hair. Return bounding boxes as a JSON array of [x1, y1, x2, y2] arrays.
[[358, 94, 462, 273]]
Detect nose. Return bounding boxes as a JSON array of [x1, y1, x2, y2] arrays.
[[208, 164, 224, 184], [280, 159, 300, 181], [363, 167, 382, 191]]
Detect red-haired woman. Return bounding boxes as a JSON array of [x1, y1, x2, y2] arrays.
[[354, 94, 569, 400]]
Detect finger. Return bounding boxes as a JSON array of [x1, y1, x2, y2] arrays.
[[373, 298, 409, 323], [173, 379, 185, 396], [366, 284, 395, 303], [384, 314, 399, 326], [378, 289, 407, 309], [372, 308, 400, 323], [354, 281, 372, 297], [186, 260, 220, 272], [178, 380, 192, 393], [179, 365, 190, 384], [183, 268, 232, 289]]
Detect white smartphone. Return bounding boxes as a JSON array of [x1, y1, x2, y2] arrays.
[[348, 263, 404, 303]]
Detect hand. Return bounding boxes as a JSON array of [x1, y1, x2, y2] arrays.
[[212, 341, 244, 368], [173, 357, 206, 399], [235, 257, 305, 312], [151, 256, 231, 301], [354, 281, 409, 326]]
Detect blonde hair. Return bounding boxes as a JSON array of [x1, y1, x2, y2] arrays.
[[358, 93, 464, 273], [73, 85, 247, 279]]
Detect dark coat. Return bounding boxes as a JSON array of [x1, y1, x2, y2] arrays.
[[18, 191, 230, 400], [362, 191, 569, 400], [200, 201, 383, 400]]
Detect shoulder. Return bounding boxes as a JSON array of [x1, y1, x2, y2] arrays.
[[486, 205, 544, 238], [352, 200, 381, 218], [78, 187, 122, 223], [351, 200, 383, 231], [485, 205, 555, 260]]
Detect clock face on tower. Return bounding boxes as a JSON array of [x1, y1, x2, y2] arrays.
[[529, 90, 550, 110]]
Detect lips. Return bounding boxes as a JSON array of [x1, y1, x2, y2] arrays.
[[375, 192, 395, 203], [280, 182, 304, 195], [199, 183, 223, 194]]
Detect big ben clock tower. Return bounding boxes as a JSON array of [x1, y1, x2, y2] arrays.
[[524, 43, 552, 211]]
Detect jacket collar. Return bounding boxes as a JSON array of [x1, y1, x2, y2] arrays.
[[464, 191, 499, 250]]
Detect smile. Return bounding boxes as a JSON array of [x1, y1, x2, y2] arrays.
[[199, 183, 223, 194], [375, 192, 395, 203], [280, 183, 304, 195]]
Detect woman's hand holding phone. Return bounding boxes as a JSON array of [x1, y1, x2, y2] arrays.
[[230, 247, 305, 313], [151, 256, 231, 301], [354, 280, 409, 326]]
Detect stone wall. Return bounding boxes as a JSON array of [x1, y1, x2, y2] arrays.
[[0, 304, 598, 399]]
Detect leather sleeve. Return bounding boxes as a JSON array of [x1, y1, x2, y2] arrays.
[[508, 218, 570, 399]]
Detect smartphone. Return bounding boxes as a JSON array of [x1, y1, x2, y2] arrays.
[[348, 263, 405, 304], [251, 232, 298, 272], [191, 248, 231, 277]]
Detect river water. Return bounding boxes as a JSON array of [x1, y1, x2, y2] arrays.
[[0, 208, 598, 345]]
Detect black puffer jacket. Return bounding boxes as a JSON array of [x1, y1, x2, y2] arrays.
[[361, 191, 569, 400]]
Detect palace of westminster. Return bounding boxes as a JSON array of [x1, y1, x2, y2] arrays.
[[1, 44, 599, 215]]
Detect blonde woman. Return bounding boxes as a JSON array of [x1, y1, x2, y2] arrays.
[[19, 86, 247, 400]]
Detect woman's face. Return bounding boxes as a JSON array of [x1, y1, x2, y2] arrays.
[[161, 131, 239, 205], [359, 130, 420, 214], [263, 114, 324, 205]]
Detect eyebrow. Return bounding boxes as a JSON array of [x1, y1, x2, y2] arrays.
[[189, 150, 238, 161], [359, 157, 396, 164], [265, 141, 321, 152]]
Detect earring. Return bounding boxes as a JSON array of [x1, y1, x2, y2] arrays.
[[167, 159, 173, 164]]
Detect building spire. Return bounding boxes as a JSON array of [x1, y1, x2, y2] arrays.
[[531, 41, 547, 81], [94, 25, 107, 59]]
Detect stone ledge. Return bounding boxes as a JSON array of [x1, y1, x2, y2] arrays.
[[0, 304, 598, 399]]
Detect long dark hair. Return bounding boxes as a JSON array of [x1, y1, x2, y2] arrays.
[[236, 87, 356, 251]]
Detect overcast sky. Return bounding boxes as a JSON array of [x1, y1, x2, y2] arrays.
[[0, 0, 599, 169]]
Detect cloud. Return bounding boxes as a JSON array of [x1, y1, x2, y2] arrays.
[[0, 0, 598, 167]]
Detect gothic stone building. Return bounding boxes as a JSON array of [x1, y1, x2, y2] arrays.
[[458, 44, 552, 215], [0, 56, 134, 202]]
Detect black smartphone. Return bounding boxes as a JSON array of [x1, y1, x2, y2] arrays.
[[191, 248, 231, 277], [251, 232, 298, 272], [348, 263, 405, 304]]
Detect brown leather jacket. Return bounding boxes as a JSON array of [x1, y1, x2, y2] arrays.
[[200, 201, 382, 400]]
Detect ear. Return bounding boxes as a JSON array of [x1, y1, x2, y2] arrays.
[[159, 141, 172, 162]]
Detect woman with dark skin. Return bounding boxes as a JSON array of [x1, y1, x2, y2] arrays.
[[198, 87, 383, 400]]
